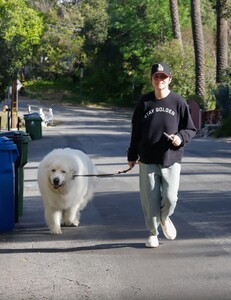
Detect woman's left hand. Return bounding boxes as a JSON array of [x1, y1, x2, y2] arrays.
[[170, 135, 182, 147]]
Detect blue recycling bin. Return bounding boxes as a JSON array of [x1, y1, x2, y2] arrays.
[[0, 136, 18, 232], [0, 131, 31, 221]]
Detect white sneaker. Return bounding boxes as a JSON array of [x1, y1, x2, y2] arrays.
[[161, 218, 177, 240], [145, 235, 159, 248]]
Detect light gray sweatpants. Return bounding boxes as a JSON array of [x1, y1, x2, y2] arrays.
[[139, 162, 181, 236]]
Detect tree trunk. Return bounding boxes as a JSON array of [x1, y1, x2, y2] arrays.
[[190, 0, 205, 101], [169, 0, 183, 50], [216, 0, 228, 83]]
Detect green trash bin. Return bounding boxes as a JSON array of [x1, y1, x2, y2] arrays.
[[18, 131, 31, 217], [24, 113, 42, 140]]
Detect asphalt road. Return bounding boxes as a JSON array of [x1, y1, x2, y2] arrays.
[[0, 100, 231, 300]]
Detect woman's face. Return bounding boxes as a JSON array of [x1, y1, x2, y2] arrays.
[[151, 73, 172, 91]]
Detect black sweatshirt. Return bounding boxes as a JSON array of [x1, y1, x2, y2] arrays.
[[127, 91, 197, 167]]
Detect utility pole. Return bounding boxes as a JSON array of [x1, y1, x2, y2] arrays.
[[79, 62, 84, 97], [11, 80, 18, 129]]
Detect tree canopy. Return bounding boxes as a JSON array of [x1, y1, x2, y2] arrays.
[[0, 0, 43, 98], [0, 0, 230, 109]]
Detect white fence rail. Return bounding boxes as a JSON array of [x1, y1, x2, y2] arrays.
[[27, 105, 53, 126]]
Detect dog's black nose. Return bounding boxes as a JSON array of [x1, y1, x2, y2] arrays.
[[53, 177, 60, 186]]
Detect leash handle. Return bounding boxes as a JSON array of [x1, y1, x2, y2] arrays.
[[116, 167, 132, 174], [73, 167, 132, 178]]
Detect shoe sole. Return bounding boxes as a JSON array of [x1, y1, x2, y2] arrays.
[[145, 243, 159, 248]]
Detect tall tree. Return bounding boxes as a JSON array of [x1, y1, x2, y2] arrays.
[[0, 0, 43, 100], [216, 0, 228, 83], [29, 0, 109, 80], [190, 0, 205, 101], [169, 0, 183, 50]]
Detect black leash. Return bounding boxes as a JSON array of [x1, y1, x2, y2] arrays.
[[73, 167, 132, 178]]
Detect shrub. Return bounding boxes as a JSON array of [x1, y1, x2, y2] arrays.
[[214, 114, 231, 137]]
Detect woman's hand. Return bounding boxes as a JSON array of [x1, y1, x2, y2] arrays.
[[128, 161, 137, 169], [170, 134, 182, 147]]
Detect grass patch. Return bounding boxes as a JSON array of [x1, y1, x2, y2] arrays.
[[23, 78, 134, 108], [24, 78, 82, 103]]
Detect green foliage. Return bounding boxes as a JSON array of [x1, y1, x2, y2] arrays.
[[108, 0, 190, 82], [86, 0, 192, 105], [142, 41, 195, 97], [0, 0, 43, 99], [30, 0, 109, 80], [0, 0, 230, 111], [0, 0, 43, 64], [212, 84, 230, 116], [24, 77, 95, 106], [214, 113, 231, 137], [86, 0, 219, 107], [81, 0, 109, 45]]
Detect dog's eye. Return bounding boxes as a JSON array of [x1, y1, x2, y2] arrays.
[[51, 169, 56, 172], [61, 170, 66, 174]]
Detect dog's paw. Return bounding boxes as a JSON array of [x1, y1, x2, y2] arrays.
[[49, 226, 62, 234], [72, 218, 79, 227], [63, 219, 79, 227]]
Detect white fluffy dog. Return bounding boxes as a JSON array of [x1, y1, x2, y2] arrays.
[[37, 148, 97, 234]]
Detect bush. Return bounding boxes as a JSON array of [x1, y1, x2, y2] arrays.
[[214, 114, 231, 137]]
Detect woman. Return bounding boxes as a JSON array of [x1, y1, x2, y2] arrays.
[[127, 62, 196, 248]]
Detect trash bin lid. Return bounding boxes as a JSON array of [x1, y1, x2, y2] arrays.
[[24, 112, 40, 117], [22, 132, 32, 143], [0, 131, 24, 147], [0, 136, 19, 151], [7, 130, 32, 143], [24, 116, 43, 121], [0, 130, 30, 140], [0, 130, 21, 137], [24, 112, 41, 118]]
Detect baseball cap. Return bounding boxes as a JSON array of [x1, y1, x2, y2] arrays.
[[151, 63, 171, 77]]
